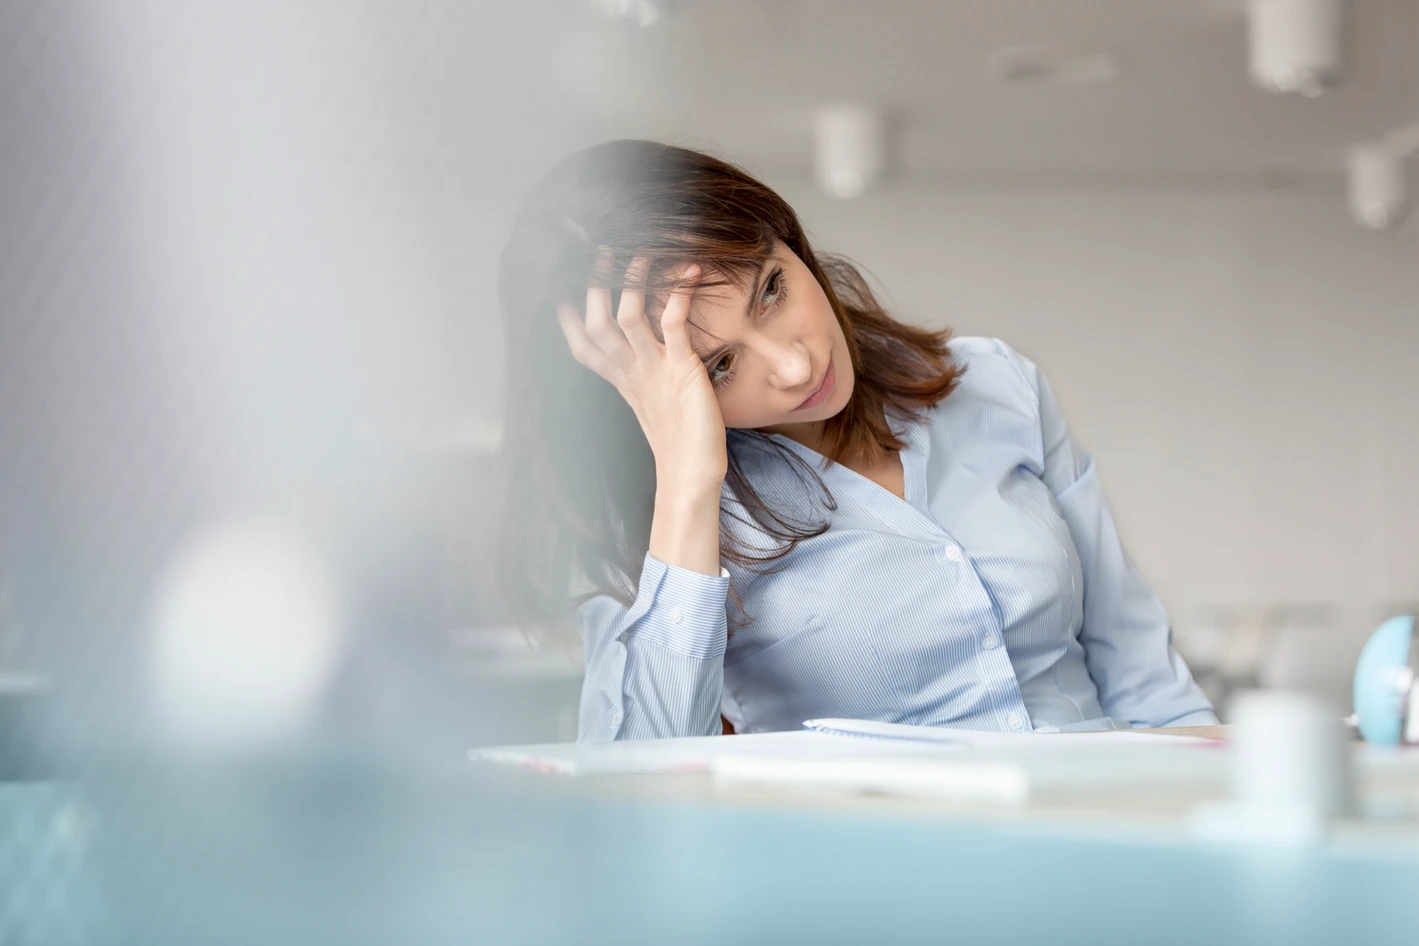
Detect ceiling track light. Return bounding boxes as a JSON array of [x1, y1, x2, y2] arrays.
[[1347, 143, 1411, 231], [1248, 0, 1347, 97], [588, 0, 672, 28], [988, 44, 1122, 86], [814, 106, 887, 200], [1345, 123, 1419, 231]]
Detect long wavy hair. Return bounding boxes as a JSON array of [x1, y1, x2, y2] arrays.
[[498, 140, 961, 624]]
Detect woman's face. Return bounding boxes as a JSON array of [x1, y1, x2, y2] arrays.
[[679, 241, 853, 433]]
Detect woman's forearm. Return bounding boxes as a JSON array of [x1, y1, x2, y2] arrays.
[[647, 484, 722, 576]]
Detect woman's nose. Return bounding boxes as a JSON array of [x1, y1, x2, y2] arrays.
[[766, 340, 813, 389]]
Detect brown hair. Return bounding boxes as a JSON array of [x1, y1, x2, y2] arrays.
[[498, 140, 961, 623]]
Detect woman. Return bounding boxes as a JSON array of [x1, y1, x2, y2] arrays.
[[499, 140, 1216, 741]]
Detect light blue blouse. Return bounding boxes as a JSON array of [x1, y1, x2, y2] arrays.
[[578, 337, 1217, 740]]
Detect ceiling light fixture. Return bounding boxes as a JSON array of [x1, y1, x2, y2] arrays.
[[1248, 0, 1347, 97], [1347, 144, 1407, 230], [588, 0, 670, 28], [988, 44, 1122, 86], [814, 105, 887, 200], [1347, 126, 1418, 231]]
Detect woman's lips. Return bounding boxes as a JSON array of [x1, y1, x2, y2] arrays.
[[794, 357, 836, 411]]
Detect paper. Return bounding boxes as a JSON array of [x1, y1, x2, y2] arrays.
[[713, 746, 1234, 805], [803, 717, 1220, 749], [471, 729, 964, 776], [712, 754, 1032, 805], [472, 718, 1216, 776]]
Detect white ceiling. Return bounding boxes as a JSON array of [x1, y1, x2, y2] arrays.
[[429, 0, 1419, 183]]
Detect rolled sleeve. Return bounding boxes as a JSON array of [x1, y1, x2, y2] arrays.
[[626, 555, 731, 658], [1156, 707, 1222, 728]]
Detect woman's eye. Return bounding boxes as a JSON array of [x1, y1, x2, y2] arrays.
[[708, 354, 734, 384], [760, 268, 785, 308]]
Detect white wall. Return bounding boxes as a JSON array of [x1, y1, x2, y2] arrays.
[[768, 177, 1419, 687]]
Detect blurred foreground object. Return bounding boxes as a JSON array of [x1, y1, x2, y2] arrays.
[[150, 523, 344, 748], [1192, 690, 1354, 844]]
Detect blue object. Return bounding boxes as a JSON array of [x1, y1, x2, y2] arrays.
[[1353, 614, 1417, 746]]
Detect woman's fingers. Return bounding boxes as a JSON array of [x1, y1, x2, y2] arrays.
[[566, 253, 702, 386], [616, 256, 661, 361], [659, 265, 701, 363], [557, 303, 620, 387], [583, 250, 633, 367]]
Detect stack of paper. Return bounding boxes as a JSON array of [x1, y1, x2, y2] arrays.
[[471, 728, 967, 776], [471, 718, 1220, 802]]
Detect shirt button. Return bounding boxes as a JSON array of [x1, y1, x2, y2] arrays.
[[669, 608, 683, 624], [1007, 713, 1024, 731], [982, 635, 999, 650], [943, 545, 963, 563]]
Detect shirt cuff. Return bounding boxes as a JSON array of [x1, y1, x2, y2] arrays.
[[626, 553, 731, 658], [1156, 708, 1221, 728]]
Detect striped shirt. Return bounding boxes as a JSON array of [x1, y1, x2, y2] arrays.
[[578, 337, 1217, 740]]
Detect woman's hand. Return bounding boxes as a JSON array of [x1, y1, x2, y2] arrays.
[[558, 255, 728, 500]]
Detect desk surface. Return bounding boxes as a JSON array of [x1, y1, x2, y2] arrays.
[[7, 735, 1419, 946], [469, 726, 1419, 946], [1144, 724, 1229, 740], [504, 724, 1419, 848]]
